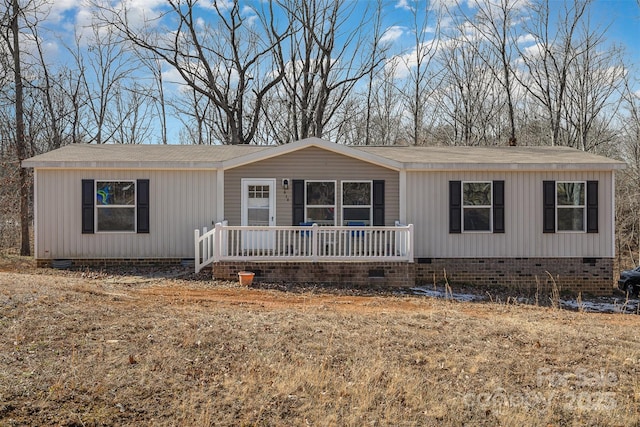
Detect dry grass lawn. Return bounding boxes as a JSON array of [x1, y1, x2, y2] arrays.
[[1, 254, 640, 426]]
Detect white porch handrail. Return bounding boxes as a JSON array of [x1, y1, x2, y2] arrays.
[[194, 222, 414, 272], [194, 225, 218, 273]]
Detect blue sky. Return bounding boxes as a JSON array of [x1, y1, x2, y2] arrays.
[[588, 0, 640, 61], [24, 0, 640, 144], [38, 0, 640, 68]]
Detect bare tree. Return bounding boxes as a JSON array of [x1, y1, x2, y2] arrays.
[[75, 23, 138, 144], [273, 0, 385, 142], [563, 22, 625, 152], [59, 37, 89, 145], [27, 21, 64, 150], [398, 0, 441, 145], [615, 75, 640, 266], [110, 82, 155, 144], [363, 0, 388, 145], [436, 28, 501, 145], [136, 52, 168, 144], [1, 0, 30, 255], [367, 60, 404, 145], [515, 0, 592, 146], [173, 84, 216, 145], [462, 0, 524, 145], [98, 0, 288, 145]]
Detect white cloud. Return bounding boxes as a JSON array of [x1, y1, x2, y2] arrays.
[[430, 0, 467, 8], [199, 0, 234, 11], [381, 26, 405, 44], [396, 0, 465, 13], [162, 67, 187, 87], [116, 0, 167, 30], [386, 40, 439, 79], [395, 0, 413, 11], [43, 0, 79, 25], [522, 42, 545, 59], [517, 33, 536, 45]]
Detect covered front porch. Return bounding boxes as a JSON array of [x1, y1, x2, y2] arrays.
[[194, 223, 414, 274]]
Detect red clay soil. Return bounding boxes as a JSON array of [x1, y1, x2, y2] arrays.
[[134, 285, 431, 314]]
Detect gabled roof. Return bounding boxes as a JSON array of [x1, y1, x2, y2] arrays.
[[22, 138, 625, 171], [221, 137, 403, 171]]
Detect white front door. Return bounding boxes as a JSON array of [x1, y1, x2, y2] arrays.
[[241, 179, 276, 250]]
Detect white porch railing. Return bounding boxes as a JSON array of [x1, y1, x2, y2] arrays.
[[194, 223, 414, 273]]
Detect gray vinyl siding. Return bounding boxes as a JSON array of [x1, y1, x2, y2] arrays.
[[406, 170, 615, 258], [224, 146, 399, 226], [35, 169, 217, 259]]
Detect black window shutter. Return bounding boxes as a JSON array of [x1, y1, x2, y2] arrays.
[[543, 180, 556, 233], [292, 179, 305, 225], [81, 179, 95, 234], [449, 181, 461, 233], [137, 179, 150, 234], [373, 180, 385, 226], [493, 180, 505, 233], [586, 180, 598, 233]]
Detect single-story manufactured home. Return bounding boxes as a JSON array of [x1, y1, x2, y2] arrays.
[[23, 137, 625, 295]]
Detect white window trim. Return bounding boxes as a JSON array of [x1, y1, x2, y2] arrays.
[[462, 181, 493, 233], [305, 180, 337, 225], [556, 180, 586, 233], [95, 180, 137, 233], [341, 180, 373, 226]]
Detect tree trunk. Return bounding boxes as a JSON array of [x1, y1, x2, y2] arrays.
[[11, 0, 30, 256]]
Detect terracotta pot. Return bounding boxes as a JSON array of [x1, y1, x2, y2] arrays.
[[238, 271, 255, 286]]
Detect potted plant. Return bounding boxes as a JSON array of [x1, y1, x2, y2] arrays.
[[237, 271, 255, 286]]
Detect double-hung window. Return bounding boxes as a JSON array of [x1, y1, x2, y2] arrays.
[[96, 181, 136, 232], [543, 180, 597, 233], [556, 181, 585, 232], [342, 181, 372, 225], [305, 181, 336, 225], [449, 180, 504, 234], [463, 181, 492, 232]]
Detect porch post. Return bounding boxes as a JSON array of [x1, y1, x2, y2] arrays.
[[202, 227, 208, 264], [407, 224, 414, 262], [194, 228, 200, 273], [312, 223, 319, 262], [213, 222, 221, 262]]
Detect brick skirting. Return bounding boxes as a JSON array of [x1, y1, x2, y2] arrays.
[[213, 261, 415, 288], [36, 257, 616, 295], [414, 257, 615, 296], [215, 257, 615, 295], [36, 258, 189, 269]]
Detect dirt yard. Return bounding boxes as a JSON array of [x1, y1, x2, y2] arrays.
[[1, 254, 639, 426]]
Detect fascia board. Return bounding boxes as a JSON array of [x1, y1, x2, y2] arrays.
[[22, 161, 223, 169], [403, 162, 626, 172]]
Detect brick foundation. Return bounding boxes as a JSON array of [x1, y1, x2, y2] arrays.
[[36, 258, 189, 269], [36, 256, 616, 296], [414, 257, 615, 296], [213, 261, 415, 288]]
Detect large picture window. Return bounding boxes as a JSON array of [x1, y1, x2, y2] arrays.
[[463, 181, 492, 232], [342, 181, 372, 225], [305, 181, 336, 225], [96, 181, 136, 232], [292, 179, 384, 227], [556, 182, 585, 232]]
